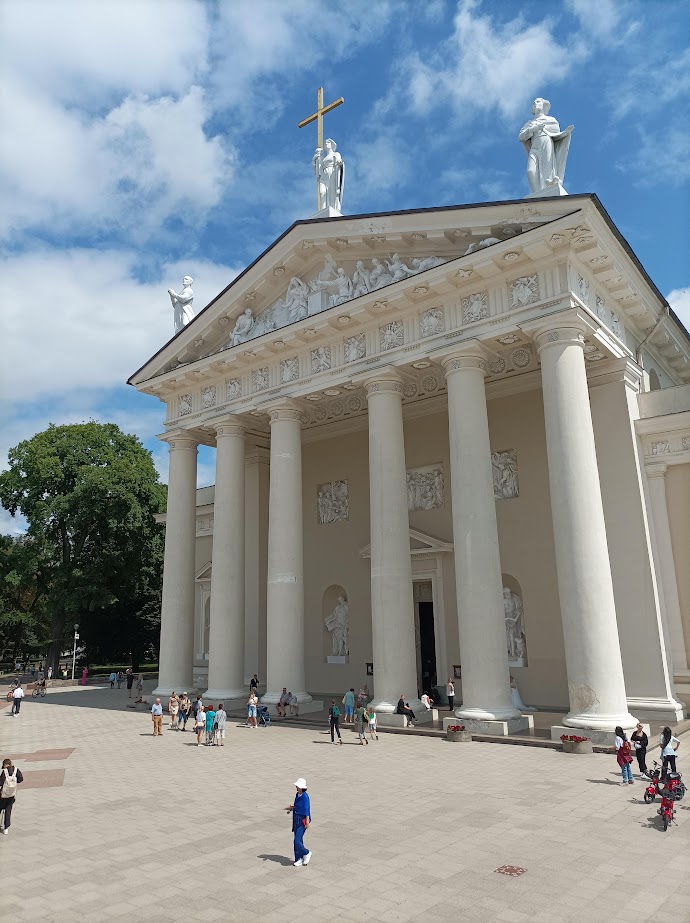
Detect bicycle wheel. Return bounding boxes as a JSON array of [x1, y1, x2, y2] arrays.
[[32, 688, 39, 698], [643, 791, 654, 805], [662, 814, 669, 832], [41, 687, 46, 697]]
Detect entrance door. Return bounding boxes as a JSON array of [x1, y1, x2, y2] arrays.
[[417, 600, 437, 697]]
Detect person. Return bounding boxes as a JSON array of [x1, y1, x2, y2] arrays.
[[286, 778, 312, 867], [631, 722, 649, 777], [151, 698, 163, 737], [215, 704, 227, 747], [10, 683, 24, 716], [47, 666, 53, 681], [178, 693, 191, 731], [396, 695, 416, 726], [195, 703, 206, 747], [367, 705, 378, 741], [250, 674, 259, 694], [420, 692, 432, 711], [116, 671, 123, 689], [328, 700, 342, 745], [126, 668, 134, 698], [343, 688, 355, 724], [205, 704, 216, 746], [30, 664, 35, 679], [247, 691, 258, 729], [277, 688, 289, 718], [0, 758, 23, 835], [357, 685, 369, 707], [80, 666, 88, 686], [614, 726, 634, 785], [108, 671, 117, 689], [289, 692, 299, 717], [354, 702, 368, 745], [660, 726, 680, 780], [192, 694, 203, 726], [447, 679, 455, 712], [168, 692, 179, 730], [134, 674, 144, 703]]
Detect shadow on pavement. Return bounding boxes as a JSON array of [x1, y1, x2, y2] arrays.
[[257, 854, 293, 867]]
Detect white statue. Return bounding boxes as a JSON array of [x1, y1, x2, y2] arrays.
[[352, 261, 372, 297], [330, 268, 353, 306], [503, 587, 527, 665], [492, 450, 519, 499], [387, 253, 413, 282], [410, 256, 444, 273], [510, 674, 536, 712], [369, 257, 393, 290], [325, 595, 349, 655], [518, 98, 574, 194], [230, 308, 254, 346], [168, 276, 194, 333], [284, 277, 309, 323], [312, 138, 345, 212]]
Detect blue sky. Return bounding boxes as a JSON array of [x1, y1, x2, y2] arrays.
[[1, 0, 689, 533]]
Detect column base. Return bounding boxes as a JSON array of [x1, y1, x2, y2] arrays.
[[455, 704, 524, 722], [561, 710, 639, 733], [551, 723, 650, 747], [626, 696, 687, 724], [673, 671, 690, 710], [444, 715, 532, 735], [152, 684, 197, 699], [203, 689, 247, 705], [261, 691, 314, 706]]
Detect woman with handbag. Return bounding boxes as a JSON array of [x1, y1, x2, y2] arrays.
[[614, 726, 634, 785]]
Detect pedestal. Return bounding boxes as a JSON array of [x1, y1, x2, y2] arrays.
[[443, 715, 534, 736], [309, 206, 342, 219], [327, 655, 349, 664], [526, 182, 568, 198]]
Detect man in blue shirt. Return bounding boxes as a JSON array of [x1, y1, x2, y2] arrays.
[[286, 778, 311, 866], [151, 697, 163, 736]]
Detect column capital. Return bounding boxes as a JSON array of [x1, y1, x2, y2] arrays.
[[646, 463, 668, 479], [157, 430, 199, 451], [213, 416, 246, 439], [521, 307, 596, 354], [439, 340, 488, 377], [266, 400, 303, 426], [364, 368, 404, 399]]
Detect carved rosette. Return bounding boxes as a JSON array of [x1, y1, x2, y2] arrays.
[[380, 320, 404, 351]]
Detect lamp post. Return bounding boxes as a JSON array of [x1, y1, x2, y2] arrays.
[[71, 625, 79, 681]]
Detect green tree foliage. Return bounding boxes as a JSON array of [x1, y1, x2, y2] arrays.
[[0, 422, 166, 670], [0, 533, 51, 663]]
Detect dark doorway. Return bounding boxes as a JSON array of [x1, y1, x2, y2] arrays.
[[418, 601, 437, 696]]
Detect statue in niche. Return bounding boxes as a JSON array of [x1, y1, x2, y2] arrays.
[[370, 257, 394, 290], [324, 595, 349, 656], [230, 308, 254, 346], [284, 277, 309, 322], [352, 261, 372, 297], [518, 98, 574, 194], [504, 587, 528, 666], [492, 449, 519, 499], [312, 138, 345, 212], [168, 276, 194, 333]]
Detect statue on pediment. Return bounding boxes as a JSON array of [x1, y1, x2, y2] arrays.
[[410, 256, 444, 273], [352, 261, 372, 297], [230, 308, 254, 346], [168, 276, 194, 333], [370, 257, 394, 290], [518, 98, 573, 194], [312, 139, 345, 212], [284, 277, 309, 322]]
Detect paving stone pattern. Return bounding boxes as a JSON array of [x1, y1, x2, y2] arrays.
[[1, 682, 689, 923]]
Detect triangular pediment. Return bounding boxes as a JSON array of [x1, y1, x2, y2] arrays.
[[359, 528, 453, 559], [129, 197, 588, 387], [195, 562, 212, 581]]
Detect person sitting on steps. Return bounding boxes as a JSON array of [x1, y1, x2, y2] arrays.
[[396, 694, 416, 726]]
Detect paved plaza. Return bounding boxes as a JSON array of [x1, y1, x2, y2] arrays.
[[1, 683, 689, 923]]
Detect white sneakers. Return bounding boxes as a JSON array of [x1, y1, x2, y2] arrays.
[[293, 859, 303, 866], [303, 851, 312, 865], [1, 828, 8, 835]]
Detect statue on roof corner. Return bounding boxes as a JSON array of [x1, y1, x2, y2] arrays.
[[168, 276, 194, 333], [312, 138, 345, 212], [518, 98, 573, 195]]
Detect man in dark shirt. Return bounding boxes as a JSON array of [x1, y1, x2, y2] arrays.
[[396, 695, 416, 725]]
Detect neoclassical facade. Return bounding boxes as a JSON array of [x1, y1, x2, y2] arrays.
[[129, 195, 690, 740]]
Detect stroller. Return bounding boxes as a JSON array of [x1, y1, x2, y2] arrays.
[[257, 704, 271, 727]]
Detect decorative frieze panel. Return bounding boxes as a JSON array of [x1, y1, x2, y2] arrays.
[[462, 292, 488, 324], [281, 356, 299, 383], [201, 385, 216, 409], [406, 464, 444, 511], [492, 449, 519, 499], [420, 307, 444, 337], [179, 393, 192, 416], [226, 378, 241, 400], [311, 345, 331, 373], [318, 480, 349, 524], [380, 320, 404, 351], [509, 275, 539, 307], [651, 440, 670, 455], [576, 273, 590, 304], [253, 367, 269, 392], [344, 333, 365, 363]]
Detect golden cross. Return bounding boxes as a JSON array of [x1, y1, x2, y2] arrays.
[[298, 87, 344, 211]]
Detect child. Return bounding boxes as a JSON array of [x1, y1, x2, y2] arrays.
[[205, 704, 216, 746], [367, 705, 378, 741], [215, 703, 227, 746], [195, 704, 206, 747], [614, 726, 634, 785]]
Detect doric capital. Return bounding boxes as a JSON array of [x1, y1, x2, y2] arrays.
[[213, 416, 246, 439], [364, 368, 404, 400], [438, 340, 488, 378], [157, 430, 199, 452], [646, 463, 668, 480], [521, 308, 594, 354]]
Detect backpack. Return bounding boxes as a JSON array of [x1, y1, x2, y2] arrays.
[[331, 705, 341, 718], [1, 768, 17, 799]]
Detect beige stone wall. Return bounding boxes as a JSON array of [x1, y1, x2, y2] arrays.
[[666, 463, 690, 664]]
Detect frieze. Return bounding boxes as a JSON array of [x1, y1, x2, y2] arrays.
[[407, 464, 444, 511]]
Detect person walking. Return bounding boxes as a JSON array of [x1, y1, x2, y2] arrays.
[[108, 672, 116, 689], [126, 668, 134, 698], [447, 678, 455, 712], [343, 688, 355, 724], [47, 666, 53, 681], [286, 778, 312, 867], [168, 692, 179, 730], [178, 693, 191, 731], [631, 722, 649, 777], [134, 674, 144, 703], [0, 759, 23, 834], [10, 684, 24, 716], [205, 704, 216, 746], [116, 671, 123, 689], [247, 691, 258, 728], [151, 698, 163, 736], [80, 666, 88, 686], [367, 705, 378, 741], [250, 674, 259, 694], [328, 700, 342, 745], [195, 704, 206, 747], [614, 726, 634, 784], [354, 701, 368, 745], [215, 704, 227, 746], [660, 726, 681, 780]]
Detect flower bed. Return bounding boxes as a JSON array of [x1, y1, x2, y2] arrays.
[[560, 734, 593, 754], [446, 724, 472, 742]]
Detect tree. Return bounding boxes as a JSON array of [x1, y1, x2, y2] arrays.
[[0, 422, 166, 671], [0, 533, 51, 663]]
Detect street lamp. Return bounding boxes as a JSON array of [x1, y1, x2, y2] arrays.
[[71, 625, 79, 681]]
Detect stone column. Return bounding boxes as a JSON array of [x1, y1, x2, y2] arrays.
[[534, 315, 637, 733], [365, 372, 421, 713], [262, 405, 311, 705], [647, 464, 689, 674], [154, 432, 198, 697], [442, 347, 524, 730], [205, 418, 247, 701]]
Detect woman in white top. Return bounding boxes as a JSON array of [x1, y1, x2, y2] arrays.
[[446, 679, 455, 713], [660, 726, 680, 780], [420, 693, 432, 710]]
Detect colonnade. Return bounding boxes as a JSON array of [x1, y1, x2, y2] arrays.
[[154, 310, 638, 733]]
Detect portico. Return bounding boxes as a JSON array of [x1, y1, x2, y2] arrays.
[[131, 196, 690, 740]]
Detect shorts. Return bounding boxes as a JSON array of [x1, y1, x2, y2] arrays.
[[248, 705, 257, 717], [345, 705, 354, 717], [216, 728, 225, 738], [368, 722, 376, 730]]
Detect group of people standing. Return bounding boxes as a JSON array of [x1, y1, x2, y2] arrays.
[[328, 696, 378, 744], [615, 723, 681, 783], [151, 692, 227, 746]]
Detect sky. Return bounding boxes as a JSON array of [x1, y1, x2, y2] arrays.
[[1, 0, 689, 534]]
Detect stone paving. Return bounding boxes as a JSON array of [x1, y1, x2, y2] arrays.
[[1, 682, 689, 923]]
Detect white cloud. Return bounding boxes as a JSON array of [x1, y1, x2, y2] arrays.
[[667, 288, 690, 333], [394, 0, 575, 122], [620, 127, 690, 187], [565, 0, 631, 40], [0, 248, 240, 404]]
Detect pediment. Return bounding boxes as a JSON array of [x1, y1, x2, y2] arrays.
[[129, 197, 586, 387], [359, 528, 453, 559], [195, 562, 212, 581]]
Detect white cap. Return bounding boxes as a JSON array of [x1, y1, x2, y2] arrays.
[[294, 778, 307, 789]]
